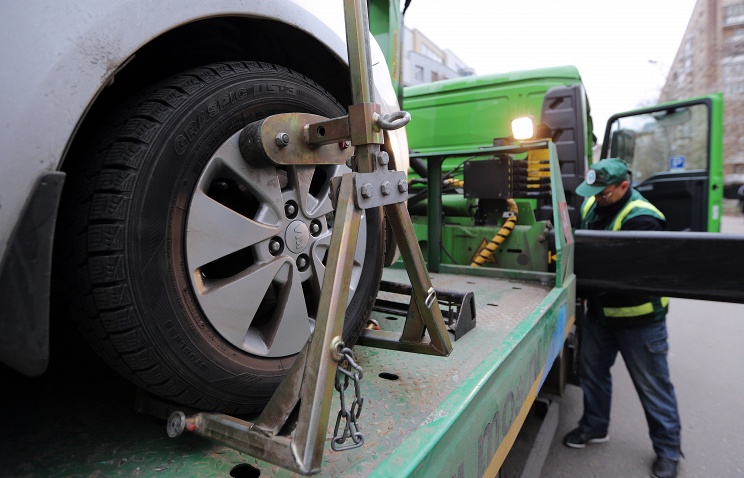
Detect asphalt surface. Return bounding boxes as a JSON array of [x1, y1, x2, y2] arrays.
[[541, 215, 744, 478]]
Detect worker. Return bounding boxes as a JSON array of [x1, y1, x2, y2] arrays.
[[564, 158, 681, 478]]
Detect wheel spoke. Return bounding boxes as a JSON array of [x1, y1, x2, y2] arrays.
[[197, 257, 294, 352], [187, 189, 279, 269], [308, 232, 332, 297], [214, 135, 286, 214], [311, 181, 336, 218], [308, 217, 364, 300], [259, 263, 312, 357], [290, 166, 337, 218], [291, 166, 318, 216]]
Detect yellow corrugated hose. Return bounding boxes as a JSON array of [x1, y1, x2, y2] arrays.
[[470, 198, 519, 267], [443, 178, 464, 188]]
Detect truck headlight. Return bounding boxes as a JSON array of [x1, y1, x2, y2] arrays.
[[511, 116, 535, 140]]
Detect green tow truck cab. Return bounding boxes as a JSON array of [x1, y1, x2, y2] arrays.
[[404, 66, 724, 240], [402, 65, 739, 300]]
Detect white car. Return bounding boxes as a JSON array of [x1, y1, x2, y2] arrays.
[[0, 0, 407, 414]]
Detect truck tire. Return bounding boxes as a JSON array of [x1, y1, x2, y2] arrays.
[[59, 62, 383, 414]]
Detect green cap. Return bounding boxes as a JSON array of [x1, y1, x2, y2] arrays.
[[576, 158, 629, 197]]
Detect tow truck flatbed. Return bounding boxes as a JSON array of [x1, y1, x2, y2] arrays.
[[2, 267, 573, 477]]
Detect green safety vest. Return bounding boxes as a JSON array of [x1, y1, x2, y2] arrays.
[[580, 189, 669, 326]]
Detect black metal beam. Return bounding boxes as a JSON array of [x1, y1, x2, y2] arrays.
[[574, 230, 744, 303]]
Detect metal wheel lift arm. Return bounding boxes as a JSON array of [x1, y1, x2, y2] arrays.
[[166, 0, 453, 475]]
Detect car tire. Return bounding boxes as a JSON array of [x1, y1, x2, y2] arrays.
[[59, 62, 383, 414]]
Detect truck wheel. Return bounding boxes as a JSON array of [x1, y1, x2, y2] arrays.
[[60, 62, 383, 413]]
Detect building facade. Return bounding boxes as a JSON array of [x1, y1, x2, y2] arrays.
[[659, 0, 744, 192], [401, 26, 475, 87]]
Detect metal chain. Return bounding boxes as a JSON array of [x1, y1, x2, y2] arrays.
[[331, 347, 365, 451]]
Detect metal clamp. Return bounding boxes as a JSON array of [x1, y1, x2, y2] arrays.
[[239, 112, 353, 167]]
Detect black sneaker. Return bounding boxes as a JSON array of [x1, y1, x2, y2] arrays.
[[651, 456, 678, 478], [562, 427, 609, 448]]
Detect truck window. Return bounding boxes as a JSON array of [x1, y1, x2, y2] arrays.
[[607, 103, 709, 186], [602, 98, 722, 232]]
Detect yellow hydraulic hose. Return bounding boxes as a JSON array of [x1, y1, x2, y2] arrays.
[[443, 178, 464, 188], [470, 198, 519, 267]]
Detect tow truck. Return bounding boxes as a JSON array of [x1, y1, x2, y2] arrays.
[[2, 0, 742, 477]]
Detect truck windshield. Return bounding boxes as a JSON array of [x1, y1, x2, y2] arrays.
[[606, 103, 709, 186]]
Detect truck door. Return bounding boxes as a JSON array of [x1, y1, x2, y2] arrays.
[[600, 94, 723, 232]]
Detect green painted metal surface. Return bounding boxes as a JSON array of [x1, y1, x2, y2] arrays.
[[369, 275, 573, 477], [404, 66, 582, 153], [412, 222, 549, 272], [2, 266, 572, 477], [369, 0, 402, 98], [708, 93, 725, 232], [404, 141, 574, 280]]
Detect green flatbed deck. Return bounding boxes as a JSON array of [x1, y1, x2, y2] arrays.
[[2, 268, 572, 477]]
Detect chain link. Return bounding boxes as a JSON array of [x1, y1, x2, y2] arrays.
[[331, 347, 365, 451]]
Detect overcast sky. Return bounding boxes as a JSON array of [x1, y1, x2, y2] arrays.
[[314, 0, 698, 139]]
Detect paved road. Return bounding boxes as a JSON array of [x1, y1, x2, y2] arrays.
[[541, 216, 744, 478]]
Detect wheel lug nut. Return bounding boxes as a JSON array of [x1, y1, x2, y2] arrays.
[[269, 239, 282, 254], [309, 222, 321, 235], [296, 255, 308, 271], [285, 203, 297, 218]]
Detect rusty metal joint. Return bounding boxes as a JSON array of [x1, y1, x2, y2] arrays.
[[352, 170, 408, 209], [239, 112, 352, 166], [348, 102, 384, 146], [304, 116, 352, 148]]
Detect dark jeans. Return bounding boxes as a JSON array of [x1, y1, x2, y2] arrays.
[[579, 315, 681, 460]]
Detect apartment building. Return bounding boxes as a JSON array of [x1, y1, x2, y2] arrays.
[[659, 0, 744, 193]]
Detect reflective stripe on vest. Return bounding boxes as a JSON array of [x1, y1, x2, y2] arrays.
[[582, 196, 596, 218], [610, 200, 665, 231], [580, 195, 665, 230], [603, 297, 670, 318]]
